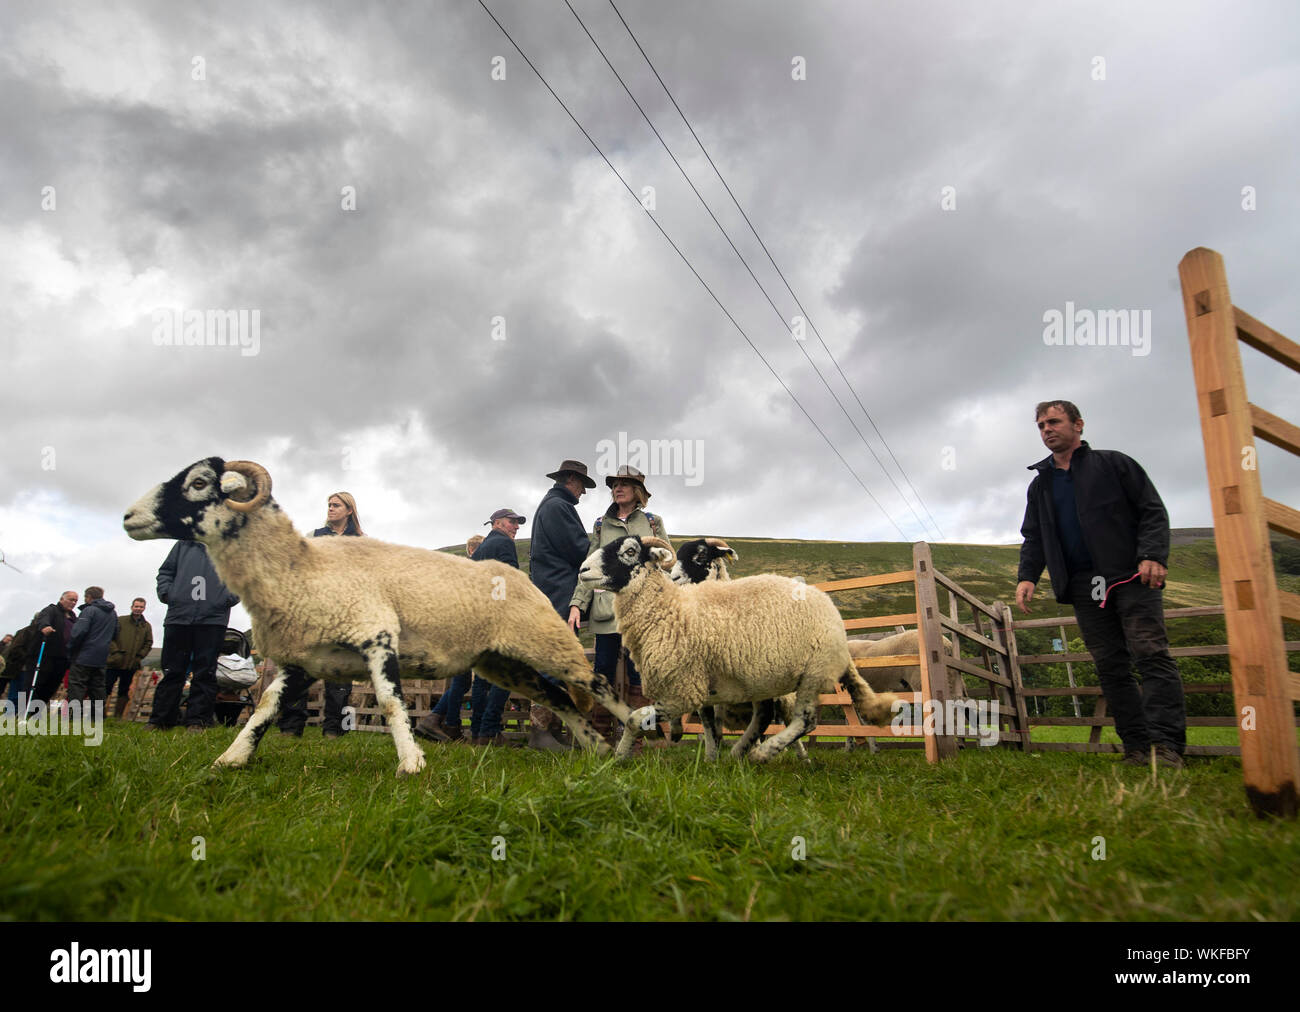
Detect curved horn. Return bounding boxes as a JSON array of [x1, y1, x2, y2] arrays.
[[223, 460, 272, 513], [642, 535, 681, 567], [705, 537, 738, 560]]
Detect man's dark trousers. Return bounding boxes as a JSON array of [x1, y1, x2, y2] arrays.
[[151, 625, 225, 728], [278, 681, 353, 735], [1068, 572, 1185, 754]]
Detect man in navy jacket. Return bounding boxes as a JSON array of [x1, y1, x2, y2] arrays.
[[525, 460, 596, 750], [67, 586, 118, 706], [1016, 400, 1186, 768]]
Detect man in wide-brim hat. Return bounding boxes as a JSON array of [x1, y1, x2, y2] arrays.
[[525, 459, 597, 751]]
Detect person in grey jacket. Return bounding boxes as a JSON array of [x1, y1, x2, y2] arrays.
[[67, 586, 118, 706], [148, 542, 239, 731]]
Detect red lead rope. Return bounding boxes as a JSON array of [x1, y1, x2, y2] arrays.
[[1100, 571, 1142, 609]]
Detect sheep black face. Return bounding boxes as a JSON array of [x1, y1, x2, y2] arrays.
[[578, 536, 675, 592], [669, 538, 738, 585], [123, 458, 272, 544]]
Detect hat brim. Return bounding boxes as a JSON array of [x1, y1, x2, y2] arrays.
[[605, 476, 651, 500], [548, 470, 596, 488]]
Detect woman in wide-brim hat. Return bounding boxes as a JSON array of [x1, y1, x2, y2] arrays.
[[568, 465, 670, 719]]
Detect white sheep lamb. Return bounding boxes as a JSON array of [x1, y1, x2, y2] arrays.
[[578, 535, 900, 762], [123, 458, 631, 775], [670, 540, 938, 754], [666, 538, 805, 756]]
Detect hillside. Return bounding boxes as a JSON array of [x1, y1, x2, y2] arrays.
[[452, 529, 1299, 620]]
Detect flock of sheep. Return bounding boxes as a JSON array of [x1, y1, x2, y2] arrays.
[[124, 457, 925, 776]]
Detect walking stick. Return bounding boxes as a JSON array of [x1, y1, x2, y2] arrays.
[[22, 641, 46, 720]]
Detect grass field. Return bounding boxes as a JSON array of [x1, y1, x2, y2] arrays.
[[2, 723, 1297, 922]]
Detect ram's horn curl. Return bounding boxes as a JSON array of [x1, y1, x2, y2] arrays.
[[703, 537, 736, 556], [641, 536, 675, 569], [224, 460, 273, 513]]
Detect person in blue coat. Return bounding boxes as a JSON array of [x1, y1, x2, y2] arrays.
[[465, 509, 525, 745], [67, 586, 118, 706]]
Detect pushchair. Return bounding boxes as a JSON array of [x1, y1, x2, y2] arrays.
[[213, 628, 259, 726]]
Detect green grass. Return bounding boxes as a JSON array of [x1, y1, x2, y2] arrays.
[[2, 723, 1297, 921]]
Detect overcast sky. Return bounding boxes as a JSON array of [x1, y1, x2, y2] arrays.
[[1, 0, 1297, 634]]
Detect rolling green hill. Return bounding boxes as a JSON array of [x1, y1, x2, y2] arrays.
[[448, 529, 1299, 623], [446, 532, 1298, 703]]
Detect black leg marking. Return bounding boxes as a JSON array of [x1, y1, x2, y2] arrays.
[[473, 653, 608, 750]]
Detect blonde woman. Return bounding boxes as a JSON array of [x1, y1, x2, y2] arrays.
[[568, 465, 668, 721], [278, 491, 364, 737]]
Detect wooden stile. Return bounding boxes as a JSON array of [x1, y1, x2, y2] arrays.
[[1179, 246, 1300, 817]]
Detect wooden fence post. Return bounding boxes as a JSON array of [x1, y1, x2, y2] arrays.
[[914, 542, 957, 760], [1179, 246, 1299, 817]]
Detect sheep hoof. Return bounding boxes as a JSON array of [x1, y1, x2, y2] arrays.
[[748, 745, 775, 764], [396, 753, 427, 777], [212, 750, 248, 770]]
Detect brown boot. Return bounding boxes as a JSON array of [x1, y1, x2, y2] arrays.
[[113, 696, 129, 720], [414, 712, 461, 743], [471, 733, 507, 747]]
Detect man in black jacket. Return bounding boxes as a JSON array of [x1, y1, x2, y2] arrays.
[[526, 459, 596, 750], [26, 591, 79, 716], [1016, 400, 1186, 768]]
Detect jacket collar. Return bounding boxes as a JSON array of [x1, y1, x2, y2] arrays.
[[1028, 439, 1091, 473], [547, 483, 579, 506], [603, 502, 643, 523]]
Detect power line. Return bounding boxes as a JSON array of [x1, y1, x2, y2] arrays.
[[607, 0, 946, 541], [564, 0, 932, 541], [476, 0, 909, 538]]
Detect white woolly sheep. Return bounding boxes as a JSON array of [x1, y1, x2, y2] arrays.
[[666, 538, 806, 756], [672, 542, 953, 751], [123, 458, 631, 776], [577, 535, 900, 762], [848, 630, 932, 693]]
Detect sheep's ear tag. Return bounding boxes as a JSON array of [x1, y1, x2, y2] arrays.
[[220, 472, 249, 495]]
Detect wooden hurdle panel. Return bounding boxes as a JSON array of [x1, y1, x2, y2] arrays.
[[1013, 605, 1298, 757], [1179, 246, 1300, 817]]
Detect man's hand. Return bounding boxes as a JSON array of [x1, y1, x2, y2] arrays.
[[1138, 559, 1167, 588], [1015, 581, 1036, 615], [567, 606, 582, 633], [40, 626, 55, 635]]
